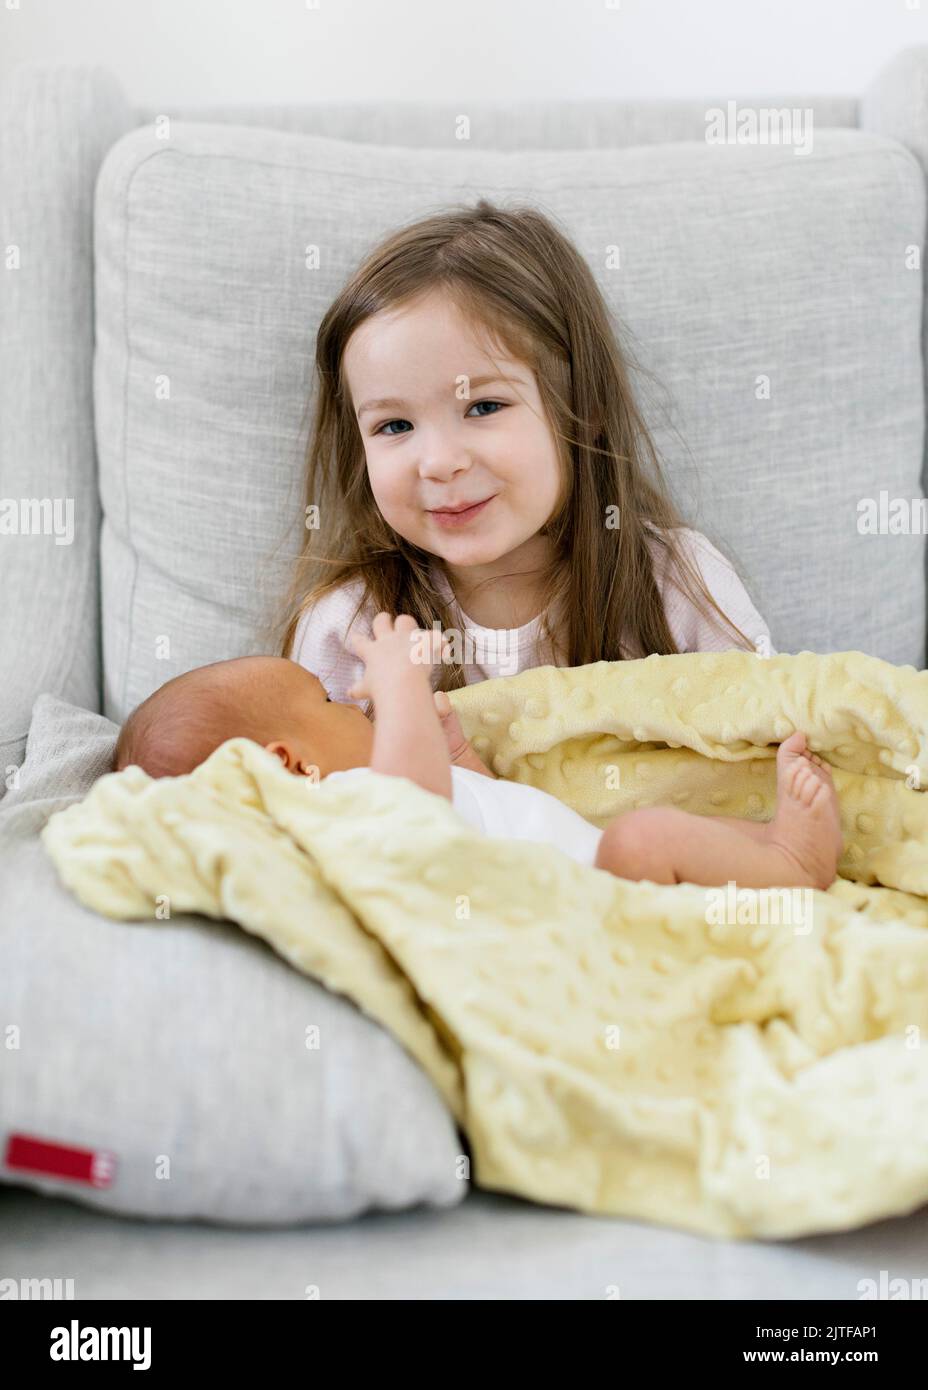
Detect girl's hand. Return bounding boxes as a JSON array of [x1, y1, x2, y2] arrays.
[[346, 613, 448, 702]]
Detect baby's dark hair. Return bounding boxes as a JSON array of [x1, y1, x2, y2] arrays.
[[113, 656, 295, 779]]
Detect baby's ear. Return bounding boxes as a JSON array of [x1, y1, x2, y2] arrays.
[[264, 740, 296, 771]]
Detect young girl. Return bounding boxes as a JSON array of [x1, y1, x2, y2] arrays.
[[278, 199, 772, 741]]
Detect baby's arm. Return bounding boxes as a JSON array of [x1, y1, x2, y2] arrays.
[[347, 614, 453, 801]]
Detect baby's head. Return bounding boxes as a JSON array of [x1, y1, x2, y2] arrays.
[[113, 656, 371, 780]]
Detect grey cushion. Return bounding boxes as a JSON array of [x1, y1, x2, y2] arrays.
[[92, 122, 926, 725], [0, 693, 465, 1223]]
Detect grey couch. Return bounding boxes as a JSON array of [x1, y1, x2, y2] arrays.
[[3, 51, 928, 1299]]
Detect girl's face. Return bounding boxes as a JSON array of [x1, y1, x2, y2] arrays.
[[342, 289, 563, 577]]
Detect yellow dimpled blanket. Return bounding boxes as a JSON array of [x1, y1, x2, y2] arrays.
[[41, 650, 928, 1239]]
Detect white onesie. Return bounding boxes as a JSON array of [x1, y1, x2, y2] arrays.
[[325, 765, 603, 867]]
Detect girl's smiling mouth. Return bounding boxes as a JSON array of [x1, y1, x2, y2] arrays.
[[427, 495, 496, 527]]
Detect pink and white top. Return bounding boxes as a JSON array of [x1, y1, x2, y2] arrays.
[[290, 527, 773, 706]]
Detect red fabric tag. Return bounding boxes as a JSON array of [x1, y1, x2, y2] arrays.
[[4, 1133, 116, 1188]]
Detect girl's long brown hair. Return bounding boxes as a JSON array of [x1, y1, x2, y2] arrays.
[[277, 199, 752, 703]]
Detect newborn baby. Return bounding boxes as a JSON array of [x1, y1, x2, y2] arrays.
[[114, 614, 843, 889]]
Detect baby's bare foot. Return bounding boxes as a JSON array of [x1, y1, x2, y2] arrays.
[[433, 691, 497, 778], [766, 731, 843, 889]]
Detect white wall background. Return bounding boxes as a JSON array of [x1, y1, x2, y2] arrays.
[[2, 0, 928, 107]]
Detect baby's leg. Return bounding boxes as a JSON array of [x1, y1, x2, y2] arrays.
[[696, 815, 769, 843], [595, 733, 842, 890], [595, 806, 794, 885]]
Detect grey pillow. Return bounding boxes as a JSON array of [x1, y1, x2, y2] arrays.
[[0, 693, 466, 1223], [93, 122, 926, 729]]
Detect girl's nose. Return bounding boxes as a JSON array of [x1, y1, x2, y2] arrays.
[[418, 448, 472, 481]]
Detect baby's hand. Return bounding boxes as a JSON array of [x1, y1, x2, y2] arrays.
[[346, 613, 448, 702]]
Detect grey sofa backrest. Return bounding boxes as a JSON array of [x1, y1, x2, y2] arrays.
[[2, 50, 927, 788]]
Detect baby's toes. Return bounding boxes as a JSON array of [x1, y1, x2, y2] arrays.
[[783, 759, 806, 797], [793, 765, 817, 805], [813, 759, 835, 787], [806, 769, 831, 807]]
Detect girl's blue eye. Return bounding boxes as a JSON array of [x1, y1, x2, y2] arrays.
[[374, 400, 506, 436]]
